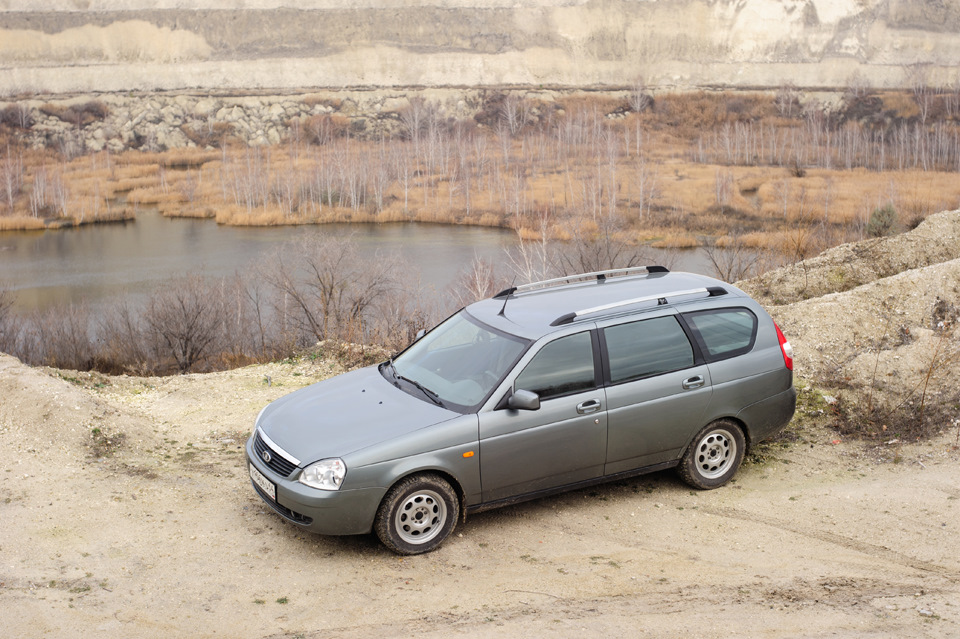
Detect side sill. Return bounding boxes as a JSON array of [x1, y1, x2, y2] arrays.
[[465, 460, 679, 515]]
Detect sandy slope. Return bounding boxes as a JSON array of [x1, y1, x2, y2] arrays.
[[2, 217, 960, 637]]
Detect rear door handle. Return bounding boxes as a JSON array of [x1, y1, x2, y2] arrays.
[[682, 375, 705, 390], [577, 399, 602, 414]]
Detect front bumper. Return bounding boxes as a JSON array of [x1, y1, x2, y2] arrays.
[[245, 437, 386, 536]]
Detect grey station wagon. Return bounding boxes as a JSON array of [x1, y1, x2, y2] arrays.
[[246, 267, 796, 554]]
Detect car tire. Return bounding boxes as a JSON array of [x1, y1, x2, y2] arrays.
[[374, 474, 459, 555], [678, 419, 746, 490]]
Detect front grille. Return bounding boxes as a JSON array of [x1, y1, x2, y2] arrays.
[[251, 483, 314, 525], [253, 431, 298, 478]]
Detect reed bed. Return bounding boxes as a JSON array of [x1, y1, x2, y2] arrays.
[[1, 89, 958, 255]]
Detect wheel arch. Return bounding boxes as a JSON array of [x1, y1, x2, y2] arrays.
[[380, 467, 468, 523], [690, 415, 751, 453]]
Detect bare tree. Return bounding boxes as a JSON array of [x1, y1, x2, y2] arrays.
[[0, 147, 24, 213], [447, 257, 509, 308], [774, 82, 801, 118], [905, 62, 934, 125], [703, 235, 761, 282], [554, 213, 648, 275], [263, 235, 398, 344], [629, 77, 652, 114], [499, 94, 531, 137], [145, 275, 223, 373]]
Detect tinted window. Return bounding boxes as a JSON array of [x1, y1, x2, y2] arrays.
[[515, 332, 595, 400], [684, 308, 757, 361], [604, 316, 694, 383]]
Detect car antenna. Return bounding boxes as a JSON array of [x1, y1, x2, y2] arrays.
[[494, 280, 518, 317]]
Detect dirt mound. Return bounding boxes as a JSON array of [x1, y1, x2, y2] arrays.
[[0, 354, 145, 460], [738, 208, 960, 307], [736, 209, 960, 443]]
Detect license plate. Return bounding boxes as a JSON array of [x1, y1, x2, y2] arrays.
[[249, 463, 276, 501]]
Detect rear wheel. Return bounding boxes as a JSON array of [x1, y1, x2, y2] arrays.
[[678, 420, 745, 490], [374, 474, 459, 555]]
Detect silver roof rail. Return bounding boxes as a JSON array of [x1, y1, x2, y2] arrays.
[[493, 265, 669, 299], [550, 286, 728, 326]]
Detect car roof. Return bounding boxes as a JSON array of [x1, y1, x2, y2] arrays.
[[467, 268, 746, 339]]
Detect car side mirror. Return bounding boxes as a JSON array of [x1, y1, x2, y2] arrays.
[[507, 389, 540, 411]]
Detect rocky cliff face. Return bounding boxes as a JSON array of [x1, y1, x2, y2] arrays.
[[2, 0, 959, 94]]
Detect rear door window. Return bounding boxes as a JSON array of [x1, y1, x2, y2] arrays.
[[603, 315, 694, 383], [683, 308, 757, 361]]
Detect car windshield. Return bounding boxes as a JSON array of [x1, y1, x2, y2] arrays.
[[391, 310, 528, 410]]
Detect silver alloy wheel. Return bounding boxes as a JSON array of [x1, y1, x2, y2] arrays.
[[695, 428, 736, 479], [394, 488, 447, 545]]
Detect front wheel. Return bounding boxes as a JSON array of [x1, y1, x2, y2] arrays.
[[374, 474, 459, 555], [678, 420, 746, 490]]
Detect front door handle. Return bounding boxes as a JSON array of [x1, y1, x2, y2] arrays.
[[682, 375, 705, 390], [577, 399, 602, 414]]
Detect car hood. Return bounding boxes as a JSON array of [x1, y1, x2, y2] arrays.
[[257, 365, 460, 463]]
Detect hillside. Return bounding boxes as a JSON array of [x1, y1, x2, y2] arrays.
[[2, 0, 960, 94], [1, 210, 958, 637]]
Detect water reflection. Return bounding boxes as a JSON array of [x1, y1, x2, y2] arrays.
[[0, 212, 719, 313]]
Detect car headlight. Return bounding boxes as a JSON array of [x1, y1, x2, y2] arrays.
[[299, 458, 347, 491]]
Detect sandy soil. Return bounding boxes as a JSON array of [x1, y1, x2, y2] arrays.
[[2, 214, 960, 638]]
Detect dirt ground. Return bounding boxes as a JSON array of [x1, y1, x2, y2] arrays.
[[3, 212, 960, 638]]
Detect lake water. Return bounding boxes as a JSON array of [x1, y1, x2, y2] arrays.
[[0, 213, 718, 313]]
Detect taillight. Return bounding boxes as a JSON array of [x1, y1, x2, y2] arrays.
[[774, 322, 793, 371]]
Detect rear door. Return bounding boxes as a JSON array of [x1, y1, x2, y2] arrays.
[[600, 313, 713, 473], [478, 330, 607, 502]]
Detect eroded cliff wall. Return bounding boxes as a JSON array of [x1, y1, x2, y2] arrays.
[[1, 0, 959, 93]]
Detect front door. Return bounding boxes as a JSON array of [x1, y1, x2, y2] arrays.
[[478, 331, 607, 503]]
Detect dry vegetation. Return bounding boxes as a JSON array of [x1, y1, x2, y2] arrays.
[[1, 86, 959, 251], [3, 84, 960, 375]]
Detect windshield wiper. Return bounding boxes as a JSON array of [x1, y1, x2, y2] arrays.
[[398, 375, 444, 407], [381, 360, 401, 389]]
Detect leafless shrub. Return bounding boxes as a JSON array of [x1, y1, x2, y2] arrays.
[[704, 235, 762, 282], [303, 114, 350, 145], [447, 257, 510, 308], [0, 287, 21, 355], [553, 215, 649, 275], [629, 77, 652, 114], [181, 121, 234, 148], [1, 103, 34, 129], [774, 83, 801, 118], [144, 275, 224, 373], [40, 100, 109, 128], [827, 297, 960, 443], [97, 299, 157, 375], [261, 235, 399, 345], [370, 277, 441, 351], [30, 302, 94, 370]]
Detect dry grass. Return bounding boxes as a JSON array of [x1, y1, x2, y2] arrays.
[[2, 89, 959, 249], [0, 215, 45, 230]]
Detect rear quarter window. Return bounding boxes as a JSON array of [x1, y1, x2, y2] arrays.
[[683, 308, 757, 361]]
